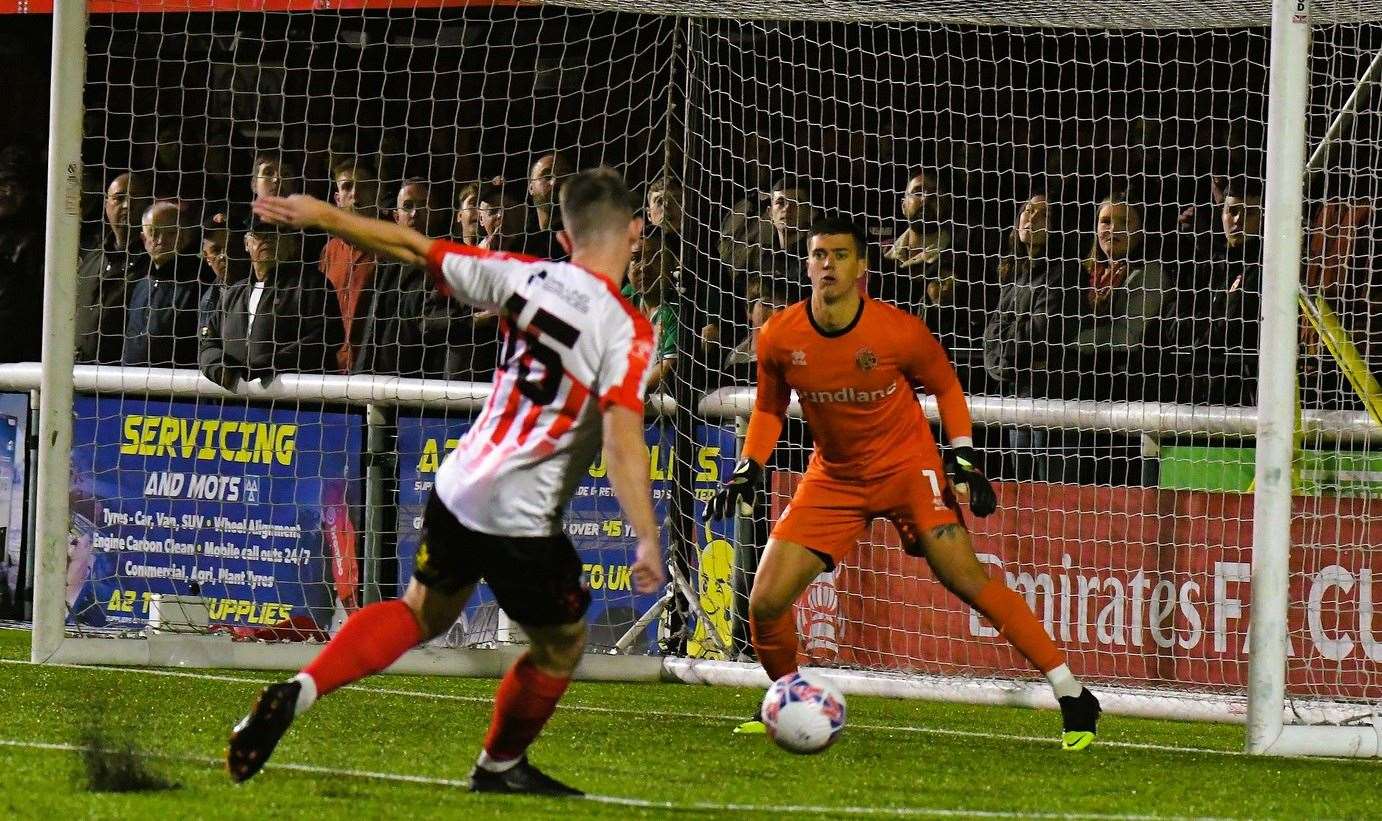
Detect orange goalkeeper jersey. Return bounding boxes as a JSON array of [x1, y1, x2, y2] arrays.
[[743, 297, 973, 480]]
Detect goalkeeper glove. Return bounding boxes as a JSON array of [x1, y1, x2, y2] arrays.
[[944, 445, 997, 517], [705, 458, 762, 521]]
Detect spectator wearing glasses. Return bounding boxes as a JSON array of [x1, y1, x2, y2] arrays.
[[77, 171, 152, 364]]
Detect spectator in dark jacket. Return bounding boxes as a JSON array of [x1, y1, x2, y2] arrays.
[[0, 156, 44, 364], [354, 178, 476, 379], [123, 201, 212, 368], [76, 171, 152, 364], [878, 168, 975, 350], [982, 191, 1082, 480], [525, 151, 571, 261], [199, 219, 344, 388], [1149, 178, 1263, 405]]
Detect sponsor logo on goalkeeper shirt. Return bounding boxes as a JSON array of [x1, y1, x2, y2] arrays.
[[798, 381, 898, 404]]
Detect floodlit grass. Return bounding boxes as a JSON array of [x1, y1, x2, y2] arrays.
[[0, 627, 1375, 819]]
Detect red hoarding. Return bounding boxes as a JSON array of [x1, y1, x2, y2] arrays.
[[775, 472, 1382, 701]]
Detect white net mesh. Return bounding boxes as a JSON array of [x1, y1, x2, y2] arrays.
[[69, 6, 679, 649], [39, 0, 1382, 718]]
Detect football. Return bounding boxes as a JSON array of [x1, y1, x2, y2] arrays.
[[761, 671, 847, 754]]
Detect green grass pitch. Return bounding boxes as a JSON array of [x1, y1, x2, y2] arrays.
[[0, 627, 1376, 819]]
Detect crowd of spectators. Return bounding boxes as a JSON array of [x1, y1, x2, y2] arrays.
[[40, 145, 585, 390], [0, 106, 1378, 486]]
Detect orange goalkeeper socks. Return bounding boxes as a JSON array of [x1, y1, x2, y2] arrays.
[[749, 609, 800, 682], [300, 599, 423, 704], [972, 577, 1065, 674]]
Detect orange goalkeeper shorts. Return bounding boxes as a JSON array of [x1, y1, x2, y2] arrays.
[[770, 457, 963, 569]]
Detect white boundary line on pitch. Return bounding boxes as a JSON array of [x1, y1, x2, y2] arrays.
[[0, 737, 1237, 821], [2, 657, 1375, 765]]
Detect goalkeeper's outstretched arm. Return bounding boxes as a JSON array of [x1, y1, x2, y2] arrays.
[[253, 194, 432, 269]]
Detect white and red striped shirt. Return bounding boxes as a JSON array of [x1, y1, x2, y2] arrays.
[[425, 240, 655, 536]]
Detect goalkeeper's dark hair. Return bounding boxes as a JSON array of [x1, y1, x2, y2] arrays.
[[808, 214, 869, 259], [559, 167, 636, 245]]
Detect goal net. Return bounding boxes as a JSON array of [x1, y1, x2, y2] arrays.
[[23, 0, 1382, 756]]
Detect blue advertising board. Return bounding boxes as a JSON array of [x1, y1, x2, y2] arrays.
[[0, 393, 27, 613], [397, 413, 737, 652], [67, 396, 363, 630]]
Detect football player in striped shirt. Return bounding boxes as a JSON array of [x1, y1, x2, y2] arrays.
[[229, 169, 664, 795]]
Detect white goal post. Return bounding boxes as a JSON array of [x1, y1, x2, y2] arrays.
[[30, 0, 1382, 759]]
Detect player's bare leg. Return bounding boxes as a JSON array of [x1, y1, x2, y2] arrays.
[[227, 579, 470, 782], [734, 537, 828, 734], [469, 620, 588, 796], [916, 522, 1102, 750]]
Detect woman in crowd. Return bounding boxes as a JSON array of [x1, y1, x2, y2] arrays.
[[1077, 194, 1165, 357], [1073, 193, 1166, 484]]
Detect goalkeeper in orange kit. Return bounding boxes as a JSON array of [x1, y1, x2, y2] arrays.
[[706, 214, 1101, 750]]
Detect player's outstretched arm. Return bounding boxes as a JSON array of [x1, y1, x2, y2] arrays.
[[602, 404, 665, 594], [253, 195, 432, 269]]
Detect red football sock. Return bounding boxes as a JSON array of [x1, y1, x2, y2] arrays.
[[750, 609, 800, 682], [482, 654, 571, 762], [301, 599, 423, 697], [972, 577, 1065, 673]]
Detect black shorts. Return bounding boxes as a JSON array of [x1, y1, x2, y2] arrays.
[[413, 491, 590, 627]]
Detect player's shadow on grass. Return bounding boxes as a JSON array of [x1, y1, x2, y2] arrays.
[[76, 723, 179, 793]]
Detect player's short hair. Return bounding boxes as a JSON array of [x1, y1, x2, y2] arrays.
[[477, 182, 521, 207], [808, 214, 869, 259], [252, 153, 295, 176], [558, 167, 636, 245], [772, 176, 810, 198], [456, 181, 481, 207], [332, 156, 378, 181], [648, 175, 681, 196]]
